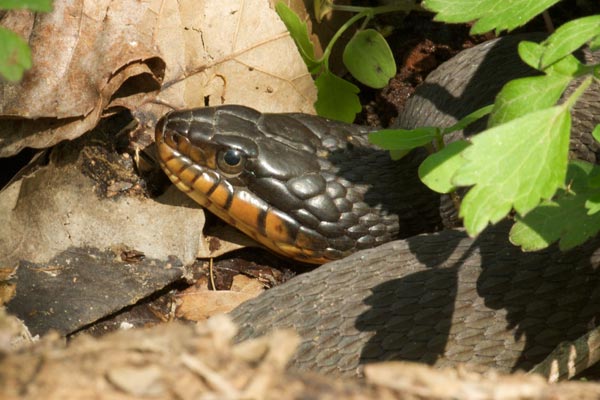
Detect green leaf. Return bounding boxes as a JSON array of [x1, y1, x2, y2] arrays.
[[0, 0, 52, 11], [0, 27, 32, 82], [419, 140, 470, 194], [275, 2, 320, 72], [313, 0, 334, 23], [343, 29, 396, 89], [591, 35, 600, 51], [454, 106, 571, 235], [369, 127, 438, 150], [314, 72, 361, 123], [518, 40, 581, 75], [588, 137, 600, 189], [489, 74, 571, 126], [593, 124, 600, 143], [389, 149, 410, 160], [423, 0, 561, 34], [586, 194, 600, 215], [442, 105, 493, 135], [539, 16, 600, 69], [510, 161, 600, 251], [518, 41, 542, 70]]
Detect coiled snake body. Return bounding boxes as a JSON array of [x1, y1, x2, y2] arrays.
[[156, 36, 600, 376]]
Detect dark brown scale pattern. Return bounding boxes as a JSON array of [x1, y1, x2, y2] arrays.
[[231, 224, 600, 376]]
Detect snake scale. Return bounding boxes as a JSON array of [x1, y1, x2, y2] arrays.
[[156, 35, 600, 376]]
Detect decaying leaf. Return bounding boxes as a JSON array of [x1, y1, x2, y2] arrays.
[[176, 274, 266, 321], [2, 316, 600, 400], [0, 0, 317, 157]]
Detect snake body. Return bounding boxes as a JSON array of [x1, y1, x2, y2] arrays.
[[156, 36, 600, 376], [231, 224, 600, 376]]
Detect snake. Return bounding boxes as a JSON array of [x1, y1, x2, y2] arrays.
[[155, 35, 600, 376]]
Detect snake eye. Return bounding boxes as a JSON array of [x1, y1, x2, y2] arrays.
[[217, 148, 246, 175]]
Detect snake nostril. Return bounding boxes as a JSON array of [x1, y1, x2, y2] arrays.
[[170, 132, 180, 146], [165, 131, 184, 148]]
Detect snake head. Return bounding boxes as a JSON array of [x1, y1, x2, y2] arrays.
[[155, 105, 417, 264]]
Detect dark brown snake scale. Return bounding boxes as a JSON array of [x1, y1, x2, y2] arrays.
[[158, 35, 600, 376]]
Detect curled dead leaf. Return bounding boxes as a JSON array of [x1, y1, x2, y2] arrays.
[[0, 0, 317, 157]]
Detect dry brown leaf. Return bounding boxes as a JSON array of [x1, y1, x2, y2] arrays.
[[199, 223, 261, 259], [176, 274, 265, 321], [0, 0, 316, 157], [364, 362, 548, 399], [3, 317, 600, 400]]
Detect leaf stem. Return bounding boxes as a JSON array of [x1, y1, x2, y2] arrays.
[[434, 130, 445, 151], [563, 76, 593, 110], [320, 1, 424, 67], [331, 2, 425, 14], [320, 12, 365, 69]]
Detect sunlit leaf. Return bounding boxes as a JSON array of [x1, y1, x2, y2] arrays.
[[343, 29, 396, 88], [314, 72, 361, 123], [419, 140, 470, 194], [454, 106, 571, 235], [423, 0, 560, 34]]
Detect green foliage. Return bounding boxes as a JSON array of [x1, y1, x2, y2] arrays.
[[368, 105, 493, 153], [510, 162, 600, 251], [369, 126, 439, 151], [487, 74, 571, 126], [419, 140, 469, 194], [0, 0, 52, 11], [0, 27, 32, 82], [453, 105, 571, 234], [276, 1, 419, 122], [423, 0, 561, 34], [314, 71, 361, 123], [0, 0, 53, 82], [275, 2, 320, 73], [342, 29, 396, 88], [537, 15, 600, 69], [366, 2, 600, 252], [593, 124, 600, 143]]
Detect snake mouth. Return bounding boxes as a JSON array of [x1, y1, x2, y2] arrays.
[[155, 114, 215, 169], [155, 114, 221, 208]]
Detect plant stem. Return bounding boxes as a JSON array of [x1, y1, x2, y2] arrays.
[[564, 76, 592, 110], [320, 2, 424, 68], [332, 2, 426, 15]]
